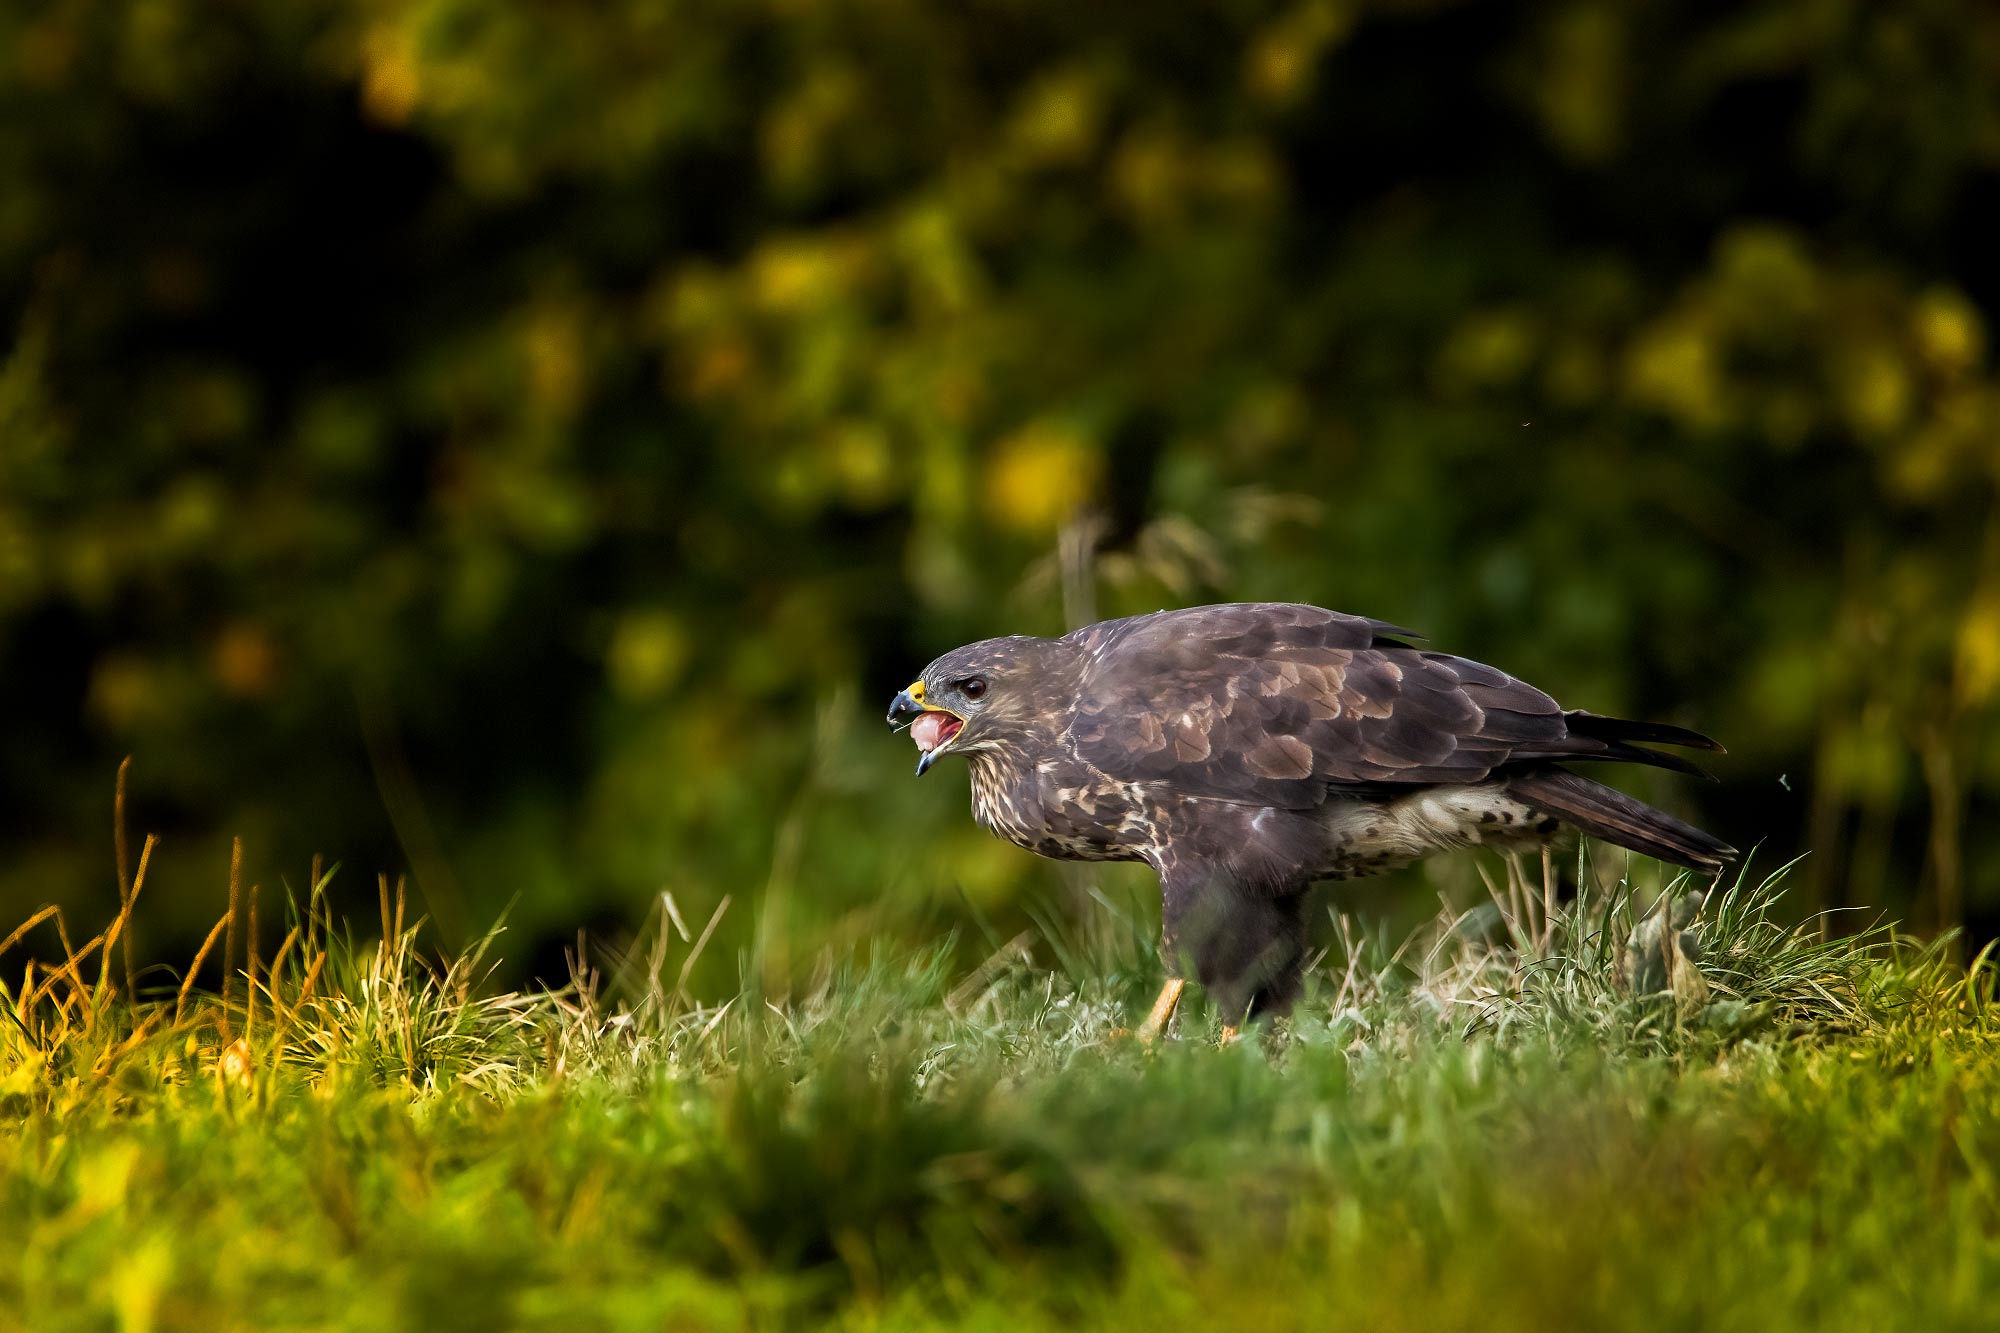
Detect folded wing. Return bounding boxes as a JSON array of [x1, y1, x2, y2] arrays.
[[1064, 602, 1716, 809]]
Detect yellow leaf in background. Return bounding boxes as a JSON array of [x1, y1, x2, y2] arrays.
[[1438, 307, 1538, 392], [609, 611, 689, 701], [1110, 129, 1184, 228], [1835, 342, 1912, 439], [898, 206, 984, 314], [827, 421, 895, 509], [158, 475, 223, 547], [1958, 592, 2000, 705], [523, 300, 586, 417], [761, 64, 864, 189], [1887, 389, 1993, 499], [1625, 314, 1723, 431], [1008, 68, 1102, 165], [1890, 420, 1959, 501], [1913, 287, 1985, 380], [659, 264, 732, 332], [751, 240, 837, 314], [1245, 1, 1356, 106], [1533, 6, 1625, 164], [983, 420, 1101, 536], [360, 26, 420, 126], [750, 235, 874, 315], [1715, 225, 1819, 323]]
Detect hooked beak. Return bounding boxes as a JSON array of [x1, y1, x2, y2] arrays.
[[886, 680, 964, 776], [886, 687, 926, 729]]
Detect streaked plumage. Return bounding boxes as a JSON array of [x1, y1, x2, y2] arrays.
[[887, 602, 1734, 1029]]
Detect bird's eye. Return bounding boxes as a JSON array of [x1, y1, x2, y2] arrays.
[[959, 677, 987, 700]]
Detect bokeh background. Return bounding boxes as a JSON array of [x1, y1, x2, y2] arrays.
[[4, 0, 1998, 986]]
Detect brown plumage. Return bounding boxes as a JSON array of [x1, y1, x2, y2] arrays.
[[887, 602, 1734, 1030]]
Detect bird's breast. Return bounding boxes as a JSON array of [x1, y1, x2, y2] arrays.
[[966, 755, 1147, 864], [967, 764, 1015, 835]]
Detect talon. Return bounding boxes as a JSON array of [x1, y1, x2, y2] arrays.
[[1219, 1024, 1241, 1046], [1134, 978, 1185, 1043]]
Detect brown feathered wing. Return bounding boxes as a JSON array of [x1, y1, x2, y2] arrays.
[[1063, 603, 1715, 812]]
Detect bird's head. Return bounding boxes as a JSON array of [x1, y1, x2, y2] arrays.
[[886, 636, 1073, 776]]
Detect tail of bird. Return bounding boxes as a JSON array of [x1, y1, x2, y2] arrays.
[[1503, 767, 1736, 872], [1537, 709, 1726, 779]]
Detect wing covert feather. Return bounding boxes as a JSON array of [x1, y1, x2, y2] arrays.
[[1064, 604, 1571, 808]]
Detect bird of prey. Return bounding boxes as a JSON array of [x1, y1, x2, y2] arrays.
[[887, 602, 1733, 1039]]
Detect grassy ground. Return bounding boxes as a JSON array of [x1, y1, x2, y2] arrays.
[[1, 846, 1995, 1332]]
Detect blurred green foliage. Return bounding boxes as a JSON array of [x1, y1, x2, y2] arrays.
[[3, 0, 1999, 972]]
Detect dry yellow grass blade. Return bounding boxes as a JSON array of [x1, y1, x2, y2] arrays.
[[24, 922, 107, 1015], [176, 913, 233, 1027], [92, 833, 154, 1024], [221, 837, 243, 1041], [246, 881, 261, 1046], [0, 905, 61, 962]]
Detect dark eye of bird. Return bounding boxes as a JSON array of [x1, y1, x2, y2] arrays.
[[959, 677, 987, 700]]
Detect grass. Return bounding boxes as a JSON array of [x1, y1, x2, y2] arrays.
[[1, 832, 1996, 1332]]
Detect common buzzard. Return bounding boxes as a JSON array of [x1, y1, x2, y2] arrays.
[[887, 602, 1733, 1038]]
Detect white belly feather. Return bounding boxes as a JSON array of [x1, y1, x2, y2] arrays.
[[1316, 784, 1553, 878]]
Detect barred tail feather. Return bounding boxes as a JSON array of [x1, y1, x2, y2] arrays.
[[1504, 767, 1735, 872]]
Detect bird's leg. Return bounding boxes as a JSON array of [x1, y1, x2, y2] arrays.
[[1218, 1024, 1240, 1046], [1135, 977, 1185, 1043]]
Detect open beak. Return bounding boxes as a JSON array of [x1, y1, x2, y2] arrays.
[[886, 681, 964, 776]]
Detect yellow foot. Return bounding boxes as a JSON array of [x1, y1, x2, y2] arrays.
[[1133, 978, 1185, 1044], [1218, 1024, 1241, 1046]]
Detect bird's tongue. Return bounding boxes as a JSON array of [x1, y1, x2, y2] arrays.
[[911, 711, 962, 753]]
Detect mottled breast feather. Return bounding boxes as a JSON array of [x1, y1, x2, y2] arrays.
[[1062, 602, 1575, 809]]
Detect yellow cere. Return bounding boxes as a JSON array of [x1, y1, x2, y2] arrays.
[[908, 681, 925, 703]]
